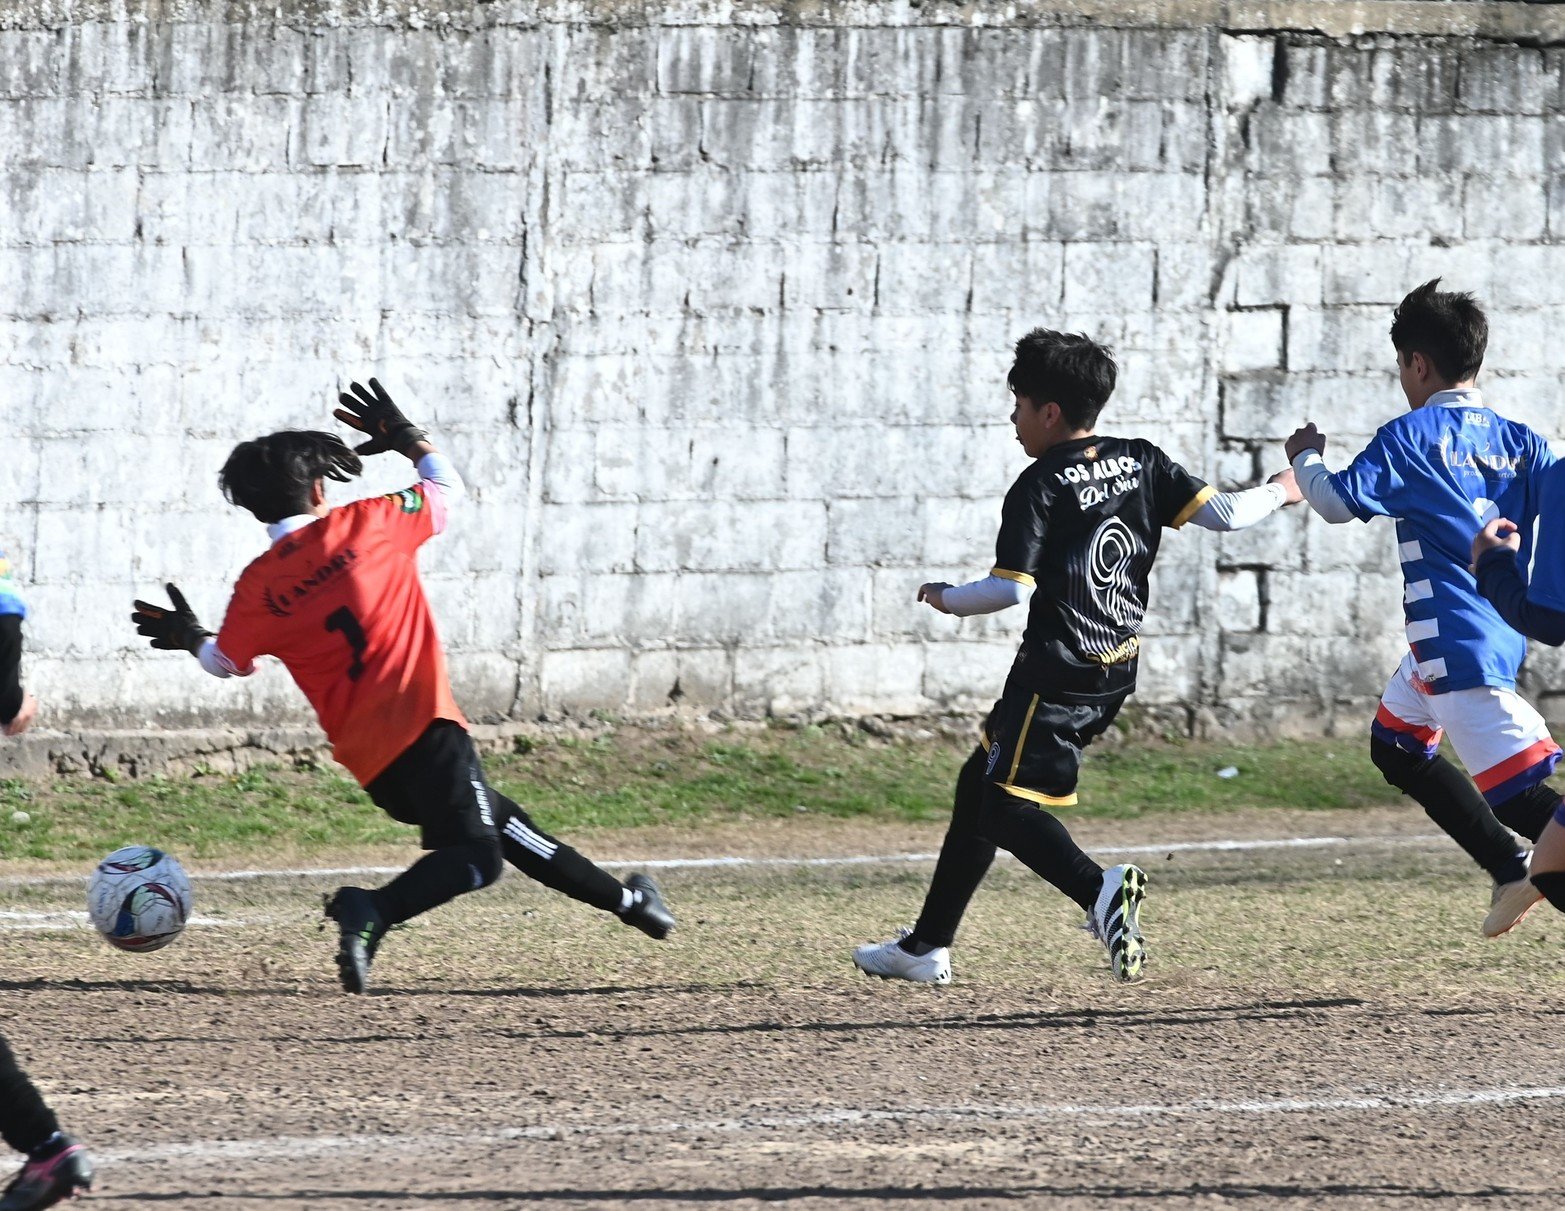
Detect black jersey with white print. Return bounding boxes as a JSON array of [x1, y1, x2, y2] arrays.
[[992, 436, 1212, 703]]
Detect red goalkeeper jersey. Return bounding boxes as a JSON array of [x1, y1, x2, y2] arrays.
[[215, 483, 466, 785]]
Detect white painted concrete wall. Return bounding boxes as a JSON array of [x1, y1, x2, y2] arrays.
[[5, 1, 1565, 735]]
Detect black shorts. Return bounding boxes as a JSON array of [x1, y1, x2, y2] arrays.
[[364, 720, 500, 850], [980, 684, 1127, 807]]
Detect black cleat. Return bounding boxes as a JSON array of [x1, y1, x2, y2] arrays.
[[0, 1135, 92, 1211], [620, 873, 675, 940], [324, 886, 387, 994]]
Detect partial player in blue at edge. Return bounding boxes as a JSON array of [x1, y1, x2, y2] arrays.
[[1286, 279, 1562, 938]]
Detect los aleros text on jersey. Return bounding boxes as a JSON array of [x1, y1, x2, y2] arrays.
[[1054, 452, 1142, 508]]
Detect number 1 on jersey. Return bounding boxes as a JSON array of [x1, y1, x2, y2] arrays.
[[325, 606, 368, 681]]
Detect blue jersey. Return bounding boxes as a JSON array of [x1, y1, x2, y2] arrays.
[[1329, 390, 1554, 693], [0, 548, 23, 619]]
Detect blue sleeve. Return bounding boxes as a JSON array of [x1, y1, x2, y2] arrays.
[[1476, 548, 1565, 646], [0, 549, 25, 620], [1526, 465, 1565, 614], [1327, 428, 1406, 522]]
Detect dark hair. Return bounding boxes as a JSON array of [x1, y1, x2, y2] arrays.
[[219, 431, 362, 523], [1390, 278, 1487, 383], [1007, 328, 1118, 430]]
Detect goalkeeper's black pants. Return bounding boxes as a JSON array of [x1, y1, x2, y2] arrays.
[[910, 745, 1104, 950], [0, 1033, 61, 1156], [365, 721, 625, 926]]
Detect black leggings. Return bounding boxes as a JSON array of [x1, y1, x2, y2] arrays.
[[0, 1034, 59, 1156], [365, 721, 625, 926], [0, 614, 23, 725], [911, 746, 1104, 949]]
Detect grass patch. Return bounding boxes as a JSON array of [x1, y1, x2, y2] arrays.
[[0, 724, 1399, 863]]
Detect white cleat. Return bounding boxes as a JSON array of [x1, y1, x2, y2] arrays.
[[852, 928, 952, 984], [1484, 855, 1542, 938], [1093, 864, 1147, 982]]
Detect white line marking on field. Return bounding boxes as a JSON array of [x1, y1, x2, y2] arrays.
[[98, 1083, 1565, 1166], [0, 910, 258, 932], [0, 831, 1450, 889]]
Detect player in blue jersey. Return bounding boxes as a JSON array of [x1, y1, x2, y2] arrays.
[[1472, 462, 1565, 920], [0, 550, 36, 737], [0, 548, 94, 1210], [1286, 279, 1559, 937]]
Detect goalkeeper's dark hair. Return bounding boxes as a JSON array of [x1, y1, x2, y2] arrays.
[[1390, 278, 1487, 383], [219, 430, 362, 524], [1007, 328, 1117, 430]]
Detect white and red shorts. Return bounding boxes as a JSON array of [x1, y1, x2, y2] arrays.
[[1372, 654, 1561, 807]]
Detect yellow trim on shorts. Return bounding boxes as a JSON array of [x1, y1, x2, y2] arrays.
[[1006, 694, 1040, 785], [990, 567, 1037, 587], [998, 783, 1079, 807], [1170, 484, 1217, 529]]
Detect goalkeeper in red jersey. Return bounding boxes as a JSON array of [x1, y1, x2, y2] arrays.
[[132, 379, 674, 993]]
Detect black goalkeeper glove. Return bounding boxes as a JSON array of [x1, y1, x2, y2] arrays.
[[333, 377, 429, 457], [131, 584, 212, 656]]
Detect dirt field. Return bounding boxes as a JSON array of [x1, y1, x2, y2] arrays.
[[3, 807, 1562, 1208]]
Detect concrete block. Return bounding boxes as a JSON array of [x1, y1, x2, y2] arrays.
[[1234, 243, 1324, 308], [821, 642, 928, 715], [826, 497, 921, 567], [1062, 242, 1156, 315], [536, 502, 638, 575], [762, 569, 870, 643], [969, 240, 1065, 315], [1464, 175, 1547, 241], [539, 648, 632, 713], [1224, 307, 1285, 373], [1458, 47, 1548, 115], [921, 640, 1013, 706], [1217, 568, 1262, 632], [731, 645, 825, 717], [1223, 36, 1275, 110]]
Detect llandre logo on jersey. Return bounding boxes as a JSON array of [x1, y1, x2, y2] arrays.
[[262, 549, 362, 618], [385, 488, 424, 514]]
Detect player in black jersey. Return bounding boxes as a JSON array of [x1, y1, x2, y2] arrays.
[[853, 329, 1302, 984]]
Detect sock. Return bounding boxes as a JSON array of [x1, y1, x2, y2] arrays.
[[1493, 784, 1563, 843], [897, 936, 940, 956], [28, 1133, 63, 1158], [1533, 871, 1565, 913], [616, 886, 636, 915], [1371, 739, 1522, 880], [1495, 851, 1531, 886]]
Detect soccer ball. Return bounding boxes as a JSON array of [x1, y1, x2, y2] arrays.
[[86, 846, 193, 952]]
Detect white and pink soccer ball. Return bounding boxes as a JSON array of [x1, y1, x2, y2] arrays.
[[86, 846, 193, 952]]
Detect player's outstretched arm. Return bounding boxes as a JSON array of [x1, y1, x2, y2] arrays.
[[1185, 469, 1303, 533], [131, 584, 211, 655], [1284, 422, 1357, 524], [1473, 519, 1565, 645], [918, 576, 1028, 617], [335, 377, 465, 524], [334, 377, 430, 458], [131, 585, 249, 679]]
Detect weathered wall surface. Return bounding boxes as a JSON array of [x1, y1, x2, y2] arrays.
[[4, 0, 1565, 751]]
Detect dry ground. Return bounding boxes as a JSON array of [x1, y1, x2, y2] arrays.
[[2, 808, 1562, 1208]]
